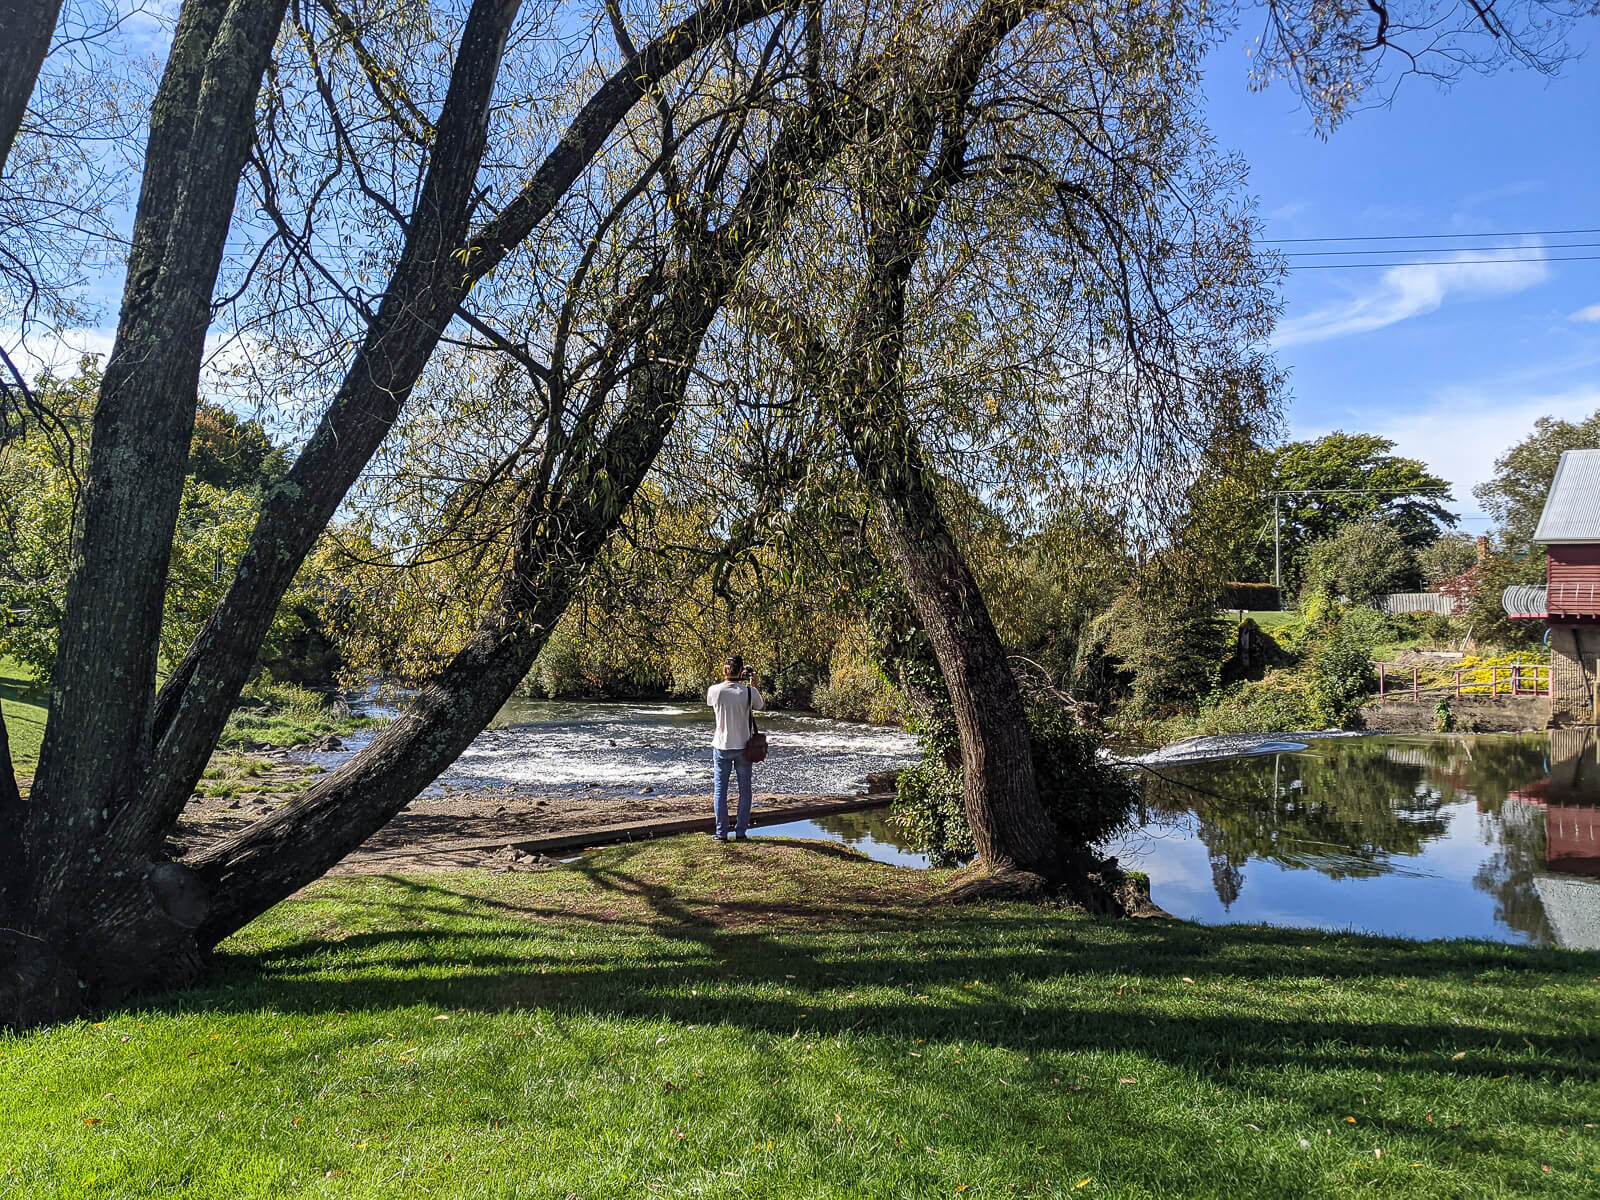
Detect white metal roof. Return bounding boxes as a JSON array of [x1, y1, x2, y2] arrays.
[[1533, 449, 1600, 543]]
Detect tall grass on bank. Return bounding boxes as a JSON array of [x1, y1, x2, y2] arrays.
[[4, 840, 1596, 1198], [220, 679, 384, 750]]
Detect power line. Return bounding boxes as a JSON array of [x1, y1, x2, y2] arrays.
[[1261, 226, 1600, 244], [1284, 241, 1600, 257], [1287, 253, 1600, 270]]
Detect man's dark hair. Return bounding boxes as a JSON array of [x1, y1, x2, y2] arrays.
[[723, 654, 745, 677]]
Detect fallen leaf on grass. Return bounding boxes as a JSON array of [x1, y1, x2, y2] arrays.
[[434, 1015, 450, 1022], [1118, 1077, 1137, 1085], [1451, 1052, 1466, 1061], [81, 1118, 101, 1126], [1181, 977, 1195, 985], [1074, 1180, 1092, 1190], [1345, 1117, 1357, 1125]]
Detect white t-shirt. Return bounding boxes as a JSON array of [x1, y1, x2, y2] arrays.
[[706, 681, 765, 750]]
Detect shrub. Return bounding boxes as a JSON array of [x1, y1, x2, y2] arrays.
[[1176, 672, 1319, 736], [890, 750, 971, 867], [1306, 618, 1377, 727], [811, 637, 905, 724], [529, 626, 591, 699], [1434, 696, 1455, 732], [1027, 704, 1140, 849], [1420, 611, 1455, 646], [1301, 520, 1420, 606], [1099, 593, 1234, 716], [891, 704, 1139, 863]]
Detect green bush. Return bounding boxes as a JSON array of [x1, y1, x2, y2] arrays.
[[1300, 520, 1419, 605], [811, 638, 905, 724], [1026, 704, 1140, 849], [889, 750, 971, 867], [891, 705, 1139, 864], [1176, 672, 1319, 736], [1306, 618, 1377, 727], [1099, 594, 1234, 716], [1434, 696, 1455, 732]]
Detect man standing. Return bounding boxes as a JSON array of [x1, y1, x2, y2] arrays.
[[707, 654, 764, 842]]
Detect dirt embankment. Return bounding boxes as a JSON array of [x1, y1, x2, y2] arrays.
[[1357, 695, 1550, 734], [174, 755, 902, 875]]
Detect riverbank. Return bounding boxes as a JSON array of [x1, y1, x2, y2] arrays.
[[174, 749, 905, 873], [5, 838, 1595, 1198]]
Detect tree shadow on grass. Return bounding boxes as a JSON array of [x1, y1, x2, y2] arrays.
[[150, 839, 1600, 1108]]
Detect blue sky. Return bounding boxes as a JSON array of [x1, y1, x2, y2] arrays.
[[1203, 27, 1600, 529]]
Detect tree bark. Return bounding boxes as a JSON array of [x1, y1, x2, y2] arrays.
[[2, 81, 845, 1025], [0, 0, 62, 175], [754, 0, 1074, 885], [18, 0, 288, 964], [0, 704, 23, 914], [837, 409, 1069, 882]]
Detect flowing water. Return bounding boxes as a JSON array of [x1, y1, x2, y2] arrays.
[[340, 696, 920, 799]]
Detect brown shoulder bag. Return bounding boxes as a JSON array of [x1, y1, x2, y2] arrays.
[[742, 684, 769, 764]]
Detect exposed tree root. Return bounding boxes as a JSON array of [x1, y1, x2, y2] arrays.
[[939, 851, 1173, 919]]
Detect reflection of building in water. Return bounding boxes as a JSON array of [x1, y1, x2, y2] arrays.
[[1504, 729, 1600, 946]]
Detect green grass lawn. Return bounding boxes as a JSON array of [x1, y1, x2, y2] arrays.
[[4, 840, 1597, 1198], [1, 655, 46, 782], [1234, 609, 1299, 630]]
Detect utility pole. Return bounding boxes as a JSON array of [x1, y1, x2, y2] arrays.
[[1273, 494, 1281, 600]]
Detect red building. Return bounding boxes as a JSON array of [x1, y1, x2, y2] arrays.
[[1503, 449, 1600, 725]]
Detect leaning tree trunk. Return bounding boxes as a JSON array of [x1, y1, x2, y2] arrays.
[[142, 0, 786, 833], [822, 0, 1125, 903], [6, 0, 293, 1029], [185, 93, 846, 949], [836, 407, 1068, 884], [0, 0, 64, 174]]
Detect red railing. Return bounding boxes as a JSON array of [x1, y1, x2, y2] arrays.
[[1375, 662, 1551, 703]]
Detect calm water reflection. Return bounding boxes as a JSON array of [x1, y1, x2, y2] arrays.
[[1118, 729, 1600, 948]]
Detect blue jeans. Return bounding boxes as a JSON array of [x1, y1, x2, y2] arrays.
[[712, 747, 753, 837]]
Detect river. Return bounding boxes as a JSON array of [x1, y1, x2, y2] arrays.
[[337, 698, 1600, 949]]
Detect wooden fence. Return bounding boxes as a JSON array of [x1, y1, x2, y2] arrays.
[[1374, 661, 1550, 703]]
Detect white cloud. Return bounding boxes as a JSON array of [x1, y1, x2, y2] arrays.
[[2, 325, 116, 379], [1570, 303, 1600, 323], [1273, 250, 1550, 348], [1294, 380, 1600, 519]]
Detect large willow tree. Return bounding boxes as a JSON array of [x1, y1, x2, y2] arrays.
[[2, 0, 1589, 1025]]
